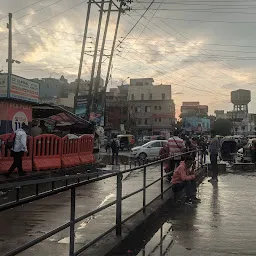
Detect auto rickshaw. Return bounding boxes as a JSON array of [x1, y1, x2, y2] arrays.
[[117, 134, 135, 151], [219, 137, 237, 163]]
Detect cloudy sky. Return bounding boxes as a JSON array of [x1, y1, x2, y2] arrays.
[[0, 0, 256, 115]]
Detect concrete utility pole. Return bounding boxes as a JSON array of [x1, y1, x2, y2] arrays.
[[87, 0, 105, 118], [7, 13, 12, 98], [93, 0, 113, 100], [74, 0, 92, 113], [103, 0, 126, 125]]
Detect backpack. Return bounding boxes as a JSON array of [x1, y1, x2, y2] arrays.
[[5, 133, 16, 149]]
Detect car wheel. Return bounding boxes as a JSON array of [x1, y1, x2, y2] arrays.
[[139, 152, 147, 160]]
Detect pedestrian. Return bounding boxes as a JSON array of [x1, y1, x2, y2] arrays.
[[168, 129, 186, 176], [208, 131, 220, 182], [171, 155, 200, 205], [111, 137, 119, 165], [31, 120, 42, 137], [4, 123, 28, 177], [159, 144, 171, 180], [200, 138, 208, 165], [39, 120, 49, 134]]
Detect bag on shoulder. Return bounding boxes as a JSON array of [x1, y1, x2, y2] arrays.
[[5, 133, 16, 149]]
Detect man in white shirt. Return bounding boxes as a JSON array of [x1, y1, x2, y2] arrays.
[[5, 123, 28, 177]]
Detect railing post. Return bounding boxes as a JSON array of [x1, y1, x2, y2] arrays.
[[116, 171, 122, 236], [143, 165, 146, 212], [69, 187, 76, 256], [160, 161, 164, 199]]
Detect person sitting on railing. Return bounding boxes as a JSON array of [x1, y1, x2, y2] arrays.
[[171, 155, 201, 205]]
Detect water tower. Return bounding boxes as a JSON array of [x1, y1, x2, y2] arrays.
[[231, 89, 251, 113]]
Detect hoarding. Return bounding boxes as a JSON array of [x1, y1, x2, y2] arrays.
[[183, 117, 211, 133], [75, 95, 88, 118], [0, 74, 39, 103]]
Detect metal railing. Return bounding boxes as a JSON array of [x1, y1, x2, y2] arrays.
[[1, 150, 202, 256]]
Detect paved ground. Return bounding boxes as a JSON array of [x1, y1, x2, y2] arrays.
[[0, 162, 166, 255], [121, 172, 256, 256]]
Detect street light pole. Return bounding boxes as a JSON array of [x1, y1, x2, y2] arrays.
[[7, 13, 12, 98]]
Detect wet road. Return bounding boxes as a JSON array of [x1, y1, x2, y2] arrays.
[[0, 163, 166, 255], [120, 172, 256, 256]]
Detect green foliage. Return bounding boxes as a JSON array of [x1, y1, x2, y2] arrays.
[[212, 119, 232, 136]]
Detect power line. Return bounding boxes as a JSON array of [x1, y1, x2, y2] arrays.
[[15, 0, 65, 20], [116, 0, 156, 48], [0, 0, 86, 42], [0, 0, 45, 21]]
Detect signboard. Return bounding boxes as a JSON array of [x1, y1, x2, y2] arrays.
[[0, 74, 39, 103], [8, 102, 32, 131], [0, 75, 7, 97], [183, 117, 211, 133], [75, 95, 88, 118]]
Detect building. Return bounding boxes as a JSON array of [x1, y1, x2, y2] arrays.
[[105, 87, 129, 134], [67, 77, 104, 96], [215, 110, 226, 119], [181, 102, 210, 133], [127, 79, 175, 136], [33, 76, 68, 103], [180, 102, 208, 118]]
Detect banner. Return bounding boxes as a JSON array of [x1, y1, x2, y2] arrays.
[[75, 96, 88, 118], [0, 74, 39, 103]]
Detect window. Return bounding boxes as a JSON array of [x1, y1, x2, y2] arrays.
[[145, 82, 149, 85], [155, 118, 158, 122], [159, 106, 162, 110], [162, 93, 165, 100], [145, 119, 150, 125], [150, 141, 162, 148], [141, 94, 144, 100], [159, 118, 162, 122], [135, 106, 141, 113], [145, 106, 151, 113], [131, 94, 134, 100], [150, 94, 153, 100], [137, 119, 141, 125], [154, 106, 157, 110]]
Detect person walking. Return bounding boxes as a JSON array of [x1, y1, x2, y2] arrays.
[[4, 123, 28, 177], [208, 131, 220, 182], [111, 137, 119, 165]]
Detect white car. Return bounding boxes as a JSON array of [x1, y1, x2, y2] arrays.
[[131, 140, 168, 160]]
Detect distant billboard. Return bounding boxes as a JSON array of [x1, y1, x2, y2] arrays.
[[0, 74, 39, 103], [75, 95, 88, 118], [183, 117, 210, 133]]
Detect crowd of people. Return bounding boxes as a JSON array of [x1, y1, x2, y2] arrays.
[[160, 130, 220, 205]]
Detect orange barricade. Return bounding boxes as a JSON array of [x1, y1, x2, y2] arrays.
[[79, 134, 95, 164], [33, 134, 62, 171], [0, 134, 33, 173], [61, 136, 81, 168]]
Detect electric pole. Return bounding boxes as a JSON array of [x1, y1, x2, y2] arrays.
[[93, 0, 113, 100], [7, 13, 12, 98], [87, 0, 105, 118], [74, 0, 92, 113], [103, 0, 128, 125]]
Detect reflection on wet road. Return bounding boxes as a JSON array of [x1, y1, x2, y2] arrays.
[[133, 173, 256, 256]]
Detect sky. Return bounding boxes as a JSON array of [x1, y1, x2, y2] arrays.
[[0, 0, 256, 116]]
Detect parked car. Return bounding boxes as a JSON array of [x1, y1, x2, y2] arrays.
[[130, 140, 167, 160]]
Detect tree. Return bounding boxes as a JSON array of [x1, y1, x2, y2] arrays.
[[212, 119, 232, 136]]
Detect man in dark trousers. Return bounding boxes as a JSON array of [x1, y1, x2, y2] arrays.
[[111, 137, 119, 165], [5, 123, 28, 177], [208, 131, 220, 182]]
